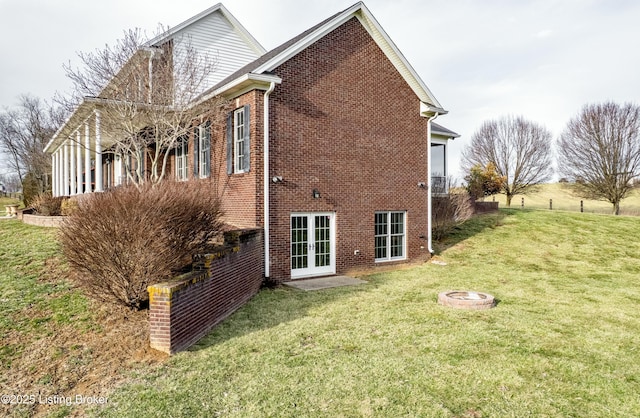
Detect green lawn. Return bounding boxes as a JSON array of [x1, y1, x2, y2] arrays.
[[0, 220, 96, 417], [486, 183, 640, 215], [95, 210, 640, 417], [0, 197, 22, 216]]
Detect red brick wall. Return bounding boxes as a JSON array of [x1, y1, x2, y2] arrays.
[[148, 228, 264, 354], [266, 17, 431, 281], [181, 92, 264, 229], [219, 92, 264, 228]]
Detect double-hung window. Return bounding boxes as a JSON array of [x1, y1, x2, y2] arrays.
[[374, 211, 406, 262], [227, 105, 250, 174], [175, 137, 188, 181], [234, 108, 246, 173], [198, 122, 211, 178]]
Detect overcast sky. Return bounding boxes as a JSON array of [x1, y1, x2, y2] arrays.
[[1, 0, 639, 179]]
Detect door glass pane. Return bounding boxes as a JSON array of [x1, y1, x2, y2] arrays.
[[291, 216, 308, 270], [315, 215, 330, 267]]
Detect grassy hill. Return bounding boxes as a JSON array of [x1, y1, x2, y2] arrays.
[[4, 210, 640, 416], [98, 209, 640, 417], [482, 182, 640, 215]]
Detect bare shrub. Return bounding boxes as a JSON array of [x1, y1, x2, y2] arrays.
[[30, 192, 64, 216], [432, 189, 474, 241], [59, 181, 224, 310], [60, 198, 79, 216]]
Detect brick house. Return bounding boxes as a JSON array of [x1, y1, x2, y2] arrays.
[[45, 2, 458, 283]]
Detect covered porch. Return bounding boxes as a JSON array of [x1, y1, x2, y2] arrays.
[[46, 99, 149, 197]]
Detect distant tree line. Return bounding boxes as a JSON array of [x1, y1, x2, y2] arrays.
[[0, 95, 64, 204], [462, 102, 640, 215]]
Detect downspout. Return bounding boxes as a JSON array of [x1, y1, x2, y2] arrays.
[[263, 81, 276, 278], [426, 111, 439, 254]]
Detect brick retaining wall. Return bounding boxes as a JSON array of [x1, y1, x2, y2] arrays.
[[148, 228, 264, 354]]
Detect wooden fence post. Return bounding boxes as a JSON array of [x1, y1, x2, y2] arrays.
[[549, 199, 553, 210], [580, 200, 584, 212], [521, 197, 524, 209]]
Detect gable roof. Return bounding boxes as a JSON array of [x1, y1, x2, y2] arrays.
[[45, 3, 265, 154], [144, 3, 266, 55], [203, 2, 446, 113]]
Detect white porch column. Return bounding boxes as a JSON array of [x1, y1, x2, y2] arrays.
[[56, 148, 63, 197], [69, 135, 77, 195], [51, 153, 57, 197], [63, 141, 70, 196], [84, 122, 91, 193], [94, 110, 103, 192], [76, 131, 83, 194]]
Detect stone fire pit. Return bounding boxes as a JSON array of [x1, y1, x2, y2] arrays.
[[438, 290, 495, 310]]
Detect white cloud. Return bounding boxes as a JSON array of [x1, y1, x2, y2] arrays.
[[535, 29, 553, 39]]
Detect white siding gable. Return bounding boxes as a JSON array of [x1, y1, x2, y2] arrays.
[[163, 10, 263, 93]]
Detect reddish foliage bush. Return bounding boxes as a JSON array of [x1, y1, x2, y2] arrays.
[[59, 181, 224, 309]]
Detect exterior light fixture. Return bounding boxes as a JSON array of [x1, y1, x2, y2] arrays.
[[312, 189, 320, 199]]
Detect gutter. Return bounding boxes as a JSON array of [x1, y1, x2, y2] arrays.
[[426, 110, 440, 254], [263, 81, 276, 278]]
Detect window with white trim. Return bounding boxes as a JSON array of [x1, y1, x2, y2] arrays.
[[431, 142, 447, 194], [375, 211, 406, 261], [227, 105, 250, 174], [234, 108, 246, 173], [198, 122, 210, 178], [175, 137, 188, 181]]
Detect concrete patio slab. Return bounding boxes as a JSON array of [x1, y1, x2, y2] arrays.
[[283, 276, 367, 291]]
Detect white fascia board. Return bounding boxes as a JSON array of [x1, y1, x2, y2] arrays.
[[355, 4, 444, 110], [194, 73, 282, 105], [432, 130, 459, 140], [145, 3, 224, 46], [431, 136, 450, 144], [44, 115, 73, 153], [420, 101, 447, 117], [144, 3, 266, 55], [253, 2, 445, 111], [253, 2, 364, 74], [44, 101, 96, 154], [218, 4, 267, 55]]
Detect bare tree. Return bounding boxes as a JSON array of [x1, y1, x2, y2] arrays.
[[0, 173, 21, 194], [557, 102, 640, 215], [59, 28, 228, 186], [462, 115, 553, 206], [0, 95, 61, 200]]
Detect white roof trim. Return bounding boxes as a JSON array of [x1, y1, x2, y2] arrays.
[[195, 73, 282, 105], [253, 2, 444, 110], [144, 3, 266, 55]]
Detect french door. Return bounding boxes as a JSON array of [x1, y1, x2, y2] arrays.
[[290, 212, 336, 279]]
